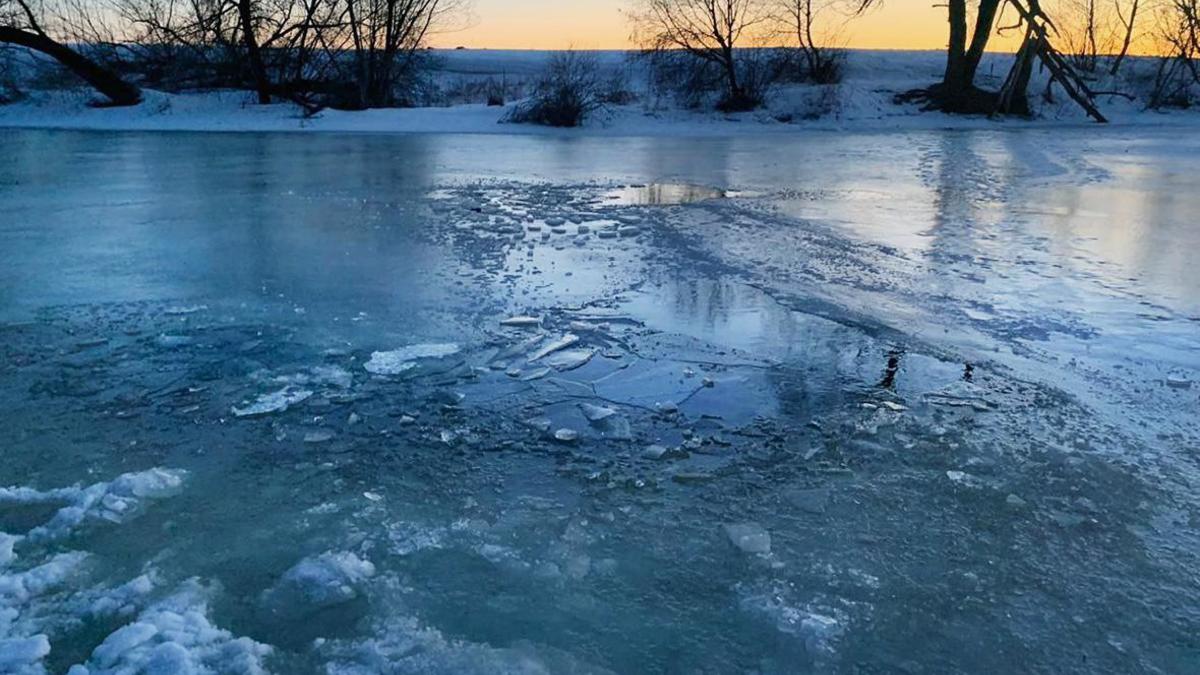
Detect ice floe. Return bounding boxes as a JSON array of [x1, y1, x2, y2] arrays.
[[232, 386, 314, 417], [271, 552, 376, 610], [364, 343, 461, 375]]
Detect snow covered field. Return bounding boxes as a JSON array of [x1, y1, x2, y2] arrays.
[[1, 49, 1198, 134], [1, 125, 1198, 673]]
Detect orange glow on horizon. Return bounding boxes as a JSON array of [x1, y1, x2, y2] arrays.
[[432, 0, 1164, 56]]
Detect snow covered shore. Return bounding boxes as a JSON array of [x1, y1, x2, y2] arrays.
[[1, 49, 1197, 135]]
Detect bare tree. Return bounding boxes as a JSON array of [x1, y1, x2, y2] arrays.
[[1110, 0, 1141, 75], [773, 0, 870, 83], [1149, 0, 1200, 106], [631, 0, 769, 110], [0, 0, 141, 104], [319, 0, 465, 108]]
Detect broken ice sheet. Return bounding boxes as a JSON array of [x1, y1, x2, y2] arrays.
[[500, 316, 541, 327], [364, 343, 461, 375], [232, 386, 313, 417], [542, 348, 595, 371], [527, 334, 580, 363]]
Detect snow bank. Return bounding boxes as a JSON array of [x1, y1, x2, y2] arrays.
[[1, 50, 1194, 136]]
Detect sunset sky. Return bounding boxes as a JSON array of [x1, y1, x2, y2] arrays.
[[434, 0, 981, 52]]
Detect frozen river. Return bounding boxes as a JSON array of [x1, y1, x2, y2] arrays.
[[1, 127, 1198, 673]]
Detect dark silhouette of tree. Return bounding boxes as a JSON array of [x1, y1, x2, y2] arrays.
[[0, 0, 140, 105]]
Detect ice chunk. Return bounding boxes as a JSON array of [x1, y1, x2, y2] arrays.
[[724, 523, 771, 555], [0, 635, 50, 674], [554, 428, 579, 443], [527, 334, 580, 363], [500, 316, 541, 327], [0, 552, 88, 603], [232, 386, 313, 417], [543, 348, 595, 371], [303, 429, 335, 443], [579, 403, 617, 422], [642, 444, 670, 460], [364, 343, 461, 375], [3, 468, 187, 542], [519, 367, 551, 382], [1166, 372, 1192, 389], [69, 579, 272, 675], [264, 552, 376, 611], [0, 533, 18, 568], [740, 590, 844, 658]]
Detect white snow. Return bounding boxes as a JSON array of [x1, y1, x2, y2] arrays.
[[3, 50, 1192, 136]]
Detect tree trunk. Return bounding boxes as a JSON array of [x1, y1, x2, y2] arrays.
[[943, 0, 969, 90], [1110, 0, 1139, 76], [963, 0, 1003, 83], [236, 0, 271, 104], [0, 26, 140, 106]]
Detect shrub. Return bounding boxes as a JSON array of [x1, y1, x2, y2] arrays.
[[506, 51, 602, 127]]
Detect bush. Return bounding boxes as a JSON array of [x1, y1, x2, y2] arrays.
[[506, 51, 602, 127], [770, 47, 846, 85], [644, 48, 771, 112], [598, 68, 637, 105]]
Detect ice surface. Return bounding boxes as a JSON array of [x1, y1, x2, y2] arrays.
[[2, 127, 1198, 673]]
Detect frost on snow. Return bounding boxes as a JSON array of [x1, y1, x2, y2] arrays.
[[364, 343, 461, 375]]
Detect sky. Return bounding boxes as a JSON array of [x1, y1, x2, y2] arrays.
[[433, 0, 972, 52]]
